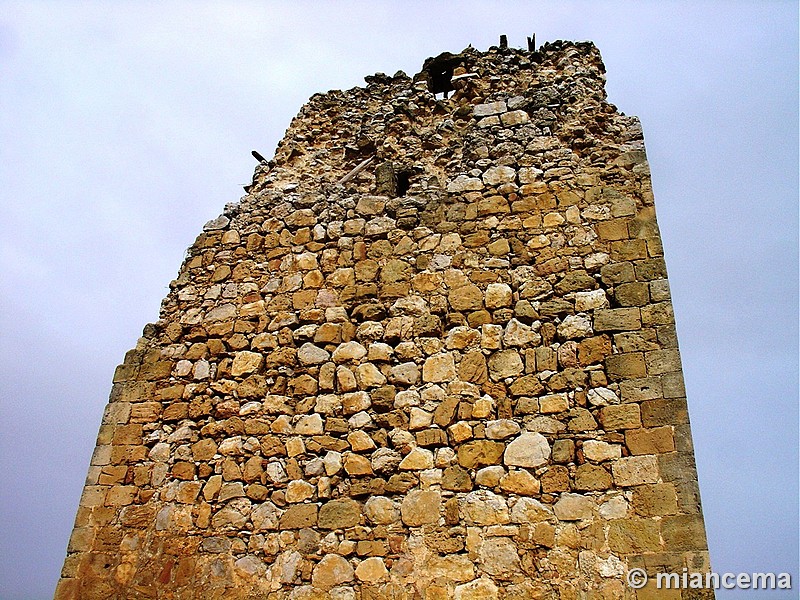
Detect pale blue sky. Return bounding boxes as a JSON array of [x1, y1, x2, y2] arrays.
[[0, 2, 797, 598]]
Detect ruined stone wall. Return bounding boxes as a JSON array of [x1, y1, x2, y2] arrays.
[[56, 41, 713, 599]]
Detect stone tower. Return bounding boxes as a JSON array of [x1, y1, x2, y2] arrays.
[[56, 40, 713, 599]]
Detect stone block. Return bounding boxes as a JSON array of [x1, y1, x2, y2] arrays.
[[612, 455, 659, 487], [279, 504, 318, 529], [660, 515, 709, 551], [605, 352, 646, 380], [625, 426, 675, 455], [594, 308, 641, 332], [599, 404, 641, 430], [607, 519, 661, 553], [400, 490, 441, 526], [632, 484, 679, 517], [318, 498, 361, 529], [458, 440, 505, 469]]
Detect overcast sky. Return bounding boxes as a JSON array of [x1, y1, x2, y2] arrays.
[[0, 3, 797, 599]]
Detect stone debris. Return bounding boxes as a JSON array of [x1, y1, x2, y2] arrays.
[[56, 38, 713, 600]]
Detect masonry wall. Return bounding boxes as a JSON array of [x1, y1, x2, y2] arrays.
[[56, 41, 713, 599]]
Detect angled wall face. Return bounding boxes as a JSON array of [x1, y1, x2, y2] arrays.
[[57, 41, 713, 599]]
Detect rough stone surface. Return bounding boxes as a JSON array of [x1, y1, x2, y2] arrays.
[[503, 432, 551, 468], [312, 554, 355, 590], [58, 39, 712, 600], [401, 489, 441, 526]]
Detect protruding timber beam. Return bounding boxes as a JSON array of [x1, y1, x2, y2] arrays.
[[337, 156, 374, 185]]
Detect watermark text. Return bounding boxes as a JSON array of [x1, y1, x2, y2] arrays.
[[627, 568, 792, 590]]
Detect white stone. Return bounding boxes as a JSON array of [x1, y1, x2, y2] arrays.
[[461, 490, 510, 526], [371, 447, 402, 473], [599, 495, 628, 519], [582, 205, 612, 221], [393, 389, 421, 409], [367, 342, 393, 361], [485, 283, 513, 309], [365, 216, 395, 236], [430, 254, 452, 270], [583, 440, 622, 462], [510, 497, 553, 524], [488, 350, 524, 379], [558, 314, 593, 339], [149, 443, 170, 462], [503, 319, 540, 347], [297, 343, 330, 365], [325, 307, 349, 322], [598, 554, 626, 578], [174, 360, 192, 377], [239, 401, 262, 416], [323, 451, 343, 475], [473, 101, 507, 117], [587, 387, 620, 406], [482, 166, 516, 186], [192, 359, 211, 380], [447, 175, 484, 193], [348, 411, 373, 429], [295, 414, 324, 435], [315, 394, 342, 415], [585, 252, 610, 269], [336, 366, 357, 392], [479, 537, 520, 577], [409, 408, 433, 430], [475, 466, 505, 487], [203, 215, 229, 231], [342, 391, 371, 414], [554, 493, 594, 521], [332, 341, 367, 363], [251, 501, 281, 530], [612, 455, 659, 486], [218, 436, 243, 455], [503, 432, 550, 468], [500, 110, 530, 126], [574, 289, 609, 311], [435, 447, 455, 467], [266, 461, 288, 483], [390, 362, 420, 386], [364, 496, 400, 525], [274, 550, 302, 583], [485, 419, 520, 440], [356, 321, 384, 341], [390, 295, 428, 316], [518, 167, 544, 184]]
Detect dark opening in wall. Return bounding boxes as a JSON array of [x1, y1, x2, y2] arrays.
[[396, 170, 411, 197], [421, 52, 463, 98]]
